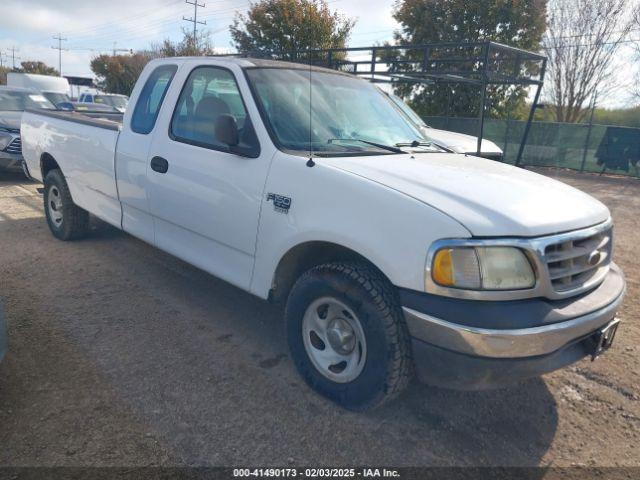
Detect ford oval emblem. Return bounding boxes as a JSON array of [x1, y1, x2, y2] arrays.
[[588, 251, 601, 266]]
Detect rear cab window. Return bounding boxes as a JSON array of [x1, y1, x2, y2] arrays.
[[131, 64, 178, 134]]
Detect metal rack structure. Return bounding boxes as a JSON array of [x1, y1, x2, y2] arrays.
[[245, 42, 547, 165]]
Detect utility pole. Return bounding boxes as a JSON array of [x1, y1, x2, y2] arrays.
[[111, 42, 130, 56], [183, 0, 206, 52], [8, 46, 21, 70], [51, 33, 67, 76]]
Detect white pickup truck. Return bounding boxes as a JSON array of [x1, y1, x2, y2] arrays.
[[21, 57, 625, 410]]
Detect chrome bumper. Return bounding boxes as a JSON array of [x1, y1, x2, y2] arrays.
[[403, 279, 625, 359]]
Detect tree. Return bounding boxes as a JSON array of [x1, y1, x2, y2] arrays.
[[150, 28, 215, 57], [392, 0, 547, 118], [544, 0, 637, 123], [18, 61, 59, 76], [230, 0, 355, 59], [90, 28, 215, 95], [90, 53, 151, 95], [624, 7, 640, 106], [0, 66, 8, 85]]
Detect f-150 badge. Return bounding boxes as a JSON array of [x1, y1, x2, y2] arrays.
[[267, 193, 292, 214]]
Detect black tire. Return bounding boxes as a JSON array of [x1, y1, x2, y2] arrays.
[[285, 261, 413, 410], [43, 169, 89, 241]]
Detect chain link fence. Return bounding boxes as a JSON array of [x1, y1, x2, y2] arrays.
[[424, 116, 640, 177]]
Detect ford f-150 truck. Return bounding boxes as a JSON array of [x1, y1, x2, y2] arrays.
[[21, 57, 626, 410]]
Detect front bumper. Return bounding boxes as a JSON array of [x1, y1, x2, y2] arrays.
[[402, 264, 626, 389]]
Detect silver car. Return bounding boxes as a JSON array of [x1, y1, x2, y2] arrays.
[[0, 86, 56, 175]]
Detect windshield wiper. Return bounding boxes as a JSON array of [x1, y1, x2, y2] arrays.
[[328, 138, 405, 154], [395, 140, 454, 153]]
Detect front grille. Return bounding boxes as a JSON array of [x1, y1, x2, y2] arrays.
[[543, 227, 612, 292], [4, 137, 22, 155]]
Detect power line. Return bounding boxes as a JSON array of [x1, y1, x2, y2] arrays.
[[56, 0, 183, 39], [183, 0, 206, 49], [111, 42, 131, 56], [7, 46, 21, 70], [55, 0, 241, 42], [51, 33, 68, 75], [543, 37, 640, 50], [55, 1, 246, 51]]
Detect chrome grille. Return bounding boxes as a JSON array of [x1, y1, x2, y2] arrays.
[[4, 137, 22, 155], [544, 227, 612, 292]]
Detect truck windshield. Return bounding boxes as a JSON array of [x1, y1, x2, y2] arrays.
[[385, 92, 428, 128], [246, 68, 434, 156], [0, 90, 56, 111]]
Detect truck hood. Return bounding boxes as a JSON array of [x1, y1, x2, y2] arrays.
[[323, 153, 609, 237], [0, 111, 22, 131], [422, 127, 501, 154]]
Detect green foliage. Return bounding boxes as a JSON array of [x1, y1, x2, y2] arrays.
[[512, 104, 640, 127], [0, 62, 59, 85], [589, 107, 640, 128], [17, 61, 59, 76], [150, 28, 215, 57], [90, 28, 215, 95], [90, 53, 152, 95], [230, 0, 355, 59], [0, 66, 8, 85], [393, 0, 547, 118]]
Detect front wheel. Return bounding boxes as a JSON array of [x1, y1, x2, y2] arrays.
[[43, 169, 89, 241], [285, 262, 412, 410]]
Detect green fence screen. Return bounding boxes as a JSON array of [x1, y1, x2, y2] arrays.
[[423, 116, 640, 176]]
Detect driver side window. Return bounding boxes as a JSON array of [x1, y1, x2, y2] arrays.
[[170, 66, 255, 152]]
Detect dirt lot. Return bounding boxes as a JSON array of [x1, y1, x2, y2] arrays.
[[0, 168, 638, 467]]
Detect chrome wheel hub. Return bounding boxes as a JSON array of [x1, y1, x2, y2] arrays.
[[302, 297, 367, 383], [326, 317, 356, 355], [48, 185, 63, 226]]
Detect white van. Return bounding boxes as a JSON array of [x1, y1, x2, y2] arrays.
[[7, 73, 71, 107]]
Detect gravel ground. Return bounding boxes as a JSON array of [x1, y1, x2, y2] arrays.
[[0, 168, 638, 467]]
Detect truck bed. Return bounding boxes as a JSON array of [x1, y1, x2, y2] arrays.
[[25, 108, 123, 130], [21, 109, 123, 228]]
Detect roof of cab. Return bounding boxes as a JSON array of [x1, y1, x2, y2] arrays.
[[153, 55, 352, 76]]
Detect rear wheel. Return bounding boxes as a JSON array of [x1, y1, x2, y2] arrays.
[[43, 169, 89, 240], [285, 261, 412, 410]]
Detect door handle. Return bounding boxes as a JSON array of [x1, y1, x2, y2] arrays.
[[150, 156, 169, 174]]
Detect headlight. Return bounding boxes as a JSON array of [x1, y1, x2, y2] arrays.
[[0, 132, 12, 150], [431, 246, 535, 291]]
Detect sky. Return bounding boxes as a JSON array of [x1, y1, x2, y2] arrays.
[[0, 0, 398, 76], [0, 0, 636, 108]]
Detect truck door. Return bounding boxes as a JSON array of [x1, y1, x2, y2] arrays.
[[146, 64, 268, 291], [116, 63, 179, 244]]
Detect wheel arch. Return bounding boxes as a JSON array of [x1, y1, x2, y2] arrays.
[[40, 152, 61, 179], [268, 240, 394, 304]]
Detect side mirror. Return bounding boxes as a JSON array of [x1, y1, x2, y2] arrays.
[[215, 114, 239, 147]]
